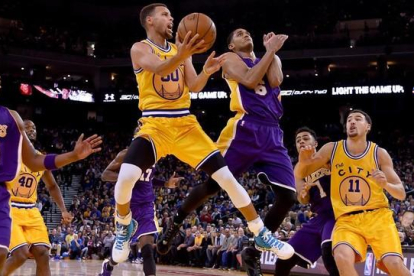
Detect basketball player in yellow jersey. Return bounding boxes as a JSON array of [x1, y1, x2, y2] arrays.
[[2, 120, 74, 276], [295, 109, 409, 276], [113, 3, 284, 263]]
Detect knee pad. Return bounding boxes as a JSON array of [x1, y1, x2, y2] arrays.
[[211, 167, 251, 208], [114, 163, 142, 204]]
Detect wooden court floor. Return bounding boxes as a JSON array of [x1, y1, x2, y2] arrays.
[[13, 259, 272, 275]]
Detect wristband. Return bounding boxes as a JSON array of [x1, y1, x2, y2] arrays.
[[203, 66, 212, 76], [44, 154, 58, 170]]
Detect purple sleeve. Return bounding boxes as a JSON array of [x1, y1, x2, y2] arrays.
[[152, 178, 165, 187]]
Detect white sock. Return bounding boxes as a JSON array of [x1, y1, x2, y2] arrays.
[[116, 211, 131, 225], [247, 216, 265, 236]]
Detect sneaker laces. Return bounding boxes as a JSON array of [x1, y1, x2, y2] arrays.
[[262, 230, 284, 250], [115, 224, 129, 250]]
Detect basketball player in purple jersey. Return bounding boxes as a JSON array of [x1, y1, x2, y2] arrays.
[[99, 143, 183, 276], [273, 127, 339, 276], [0, 105, 101, 272], [159, 28, 296, 260]]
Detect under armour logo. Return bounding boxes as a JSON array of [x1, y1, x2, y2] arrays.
[[105, 94, 115, 100]]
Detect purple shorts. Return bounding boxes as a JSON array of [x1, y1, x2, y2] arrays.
[[130, 202, 159, 244], [222, 118, 295, 190], [288, 212, 335, 267], [0, 183, 11, 250]]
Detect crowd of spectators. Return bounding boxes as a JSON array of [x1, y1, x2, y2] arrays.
[[0, 0, 413, 58], [33, 121, 414, 271]]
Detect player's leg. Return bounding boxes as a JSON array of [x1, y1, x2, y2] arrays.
[[22, 208, 52, 276], [139, 235, 156, 276], [368, 209, 409, 276], [31, 245, 51, 276], [333, 244, 359, 276], [157, 116, 258, 255], [321, 242, 339, 276], [113, 137, 156, 262], [381, 256, 410, 276], [2, 246, 30, 276], [274, 255, 302, 276], [2, 206, 29, 275], [274, 219, 322, 276], [0, 248, 7, 274], [263, 184, 296, 232], [321, 219, 339, 276], [0, 185, 11, 272], [332, 214, 367, 276], [165, 117, 293, 258], [241, 247, 263, 276], [256, 126, 296, 233]]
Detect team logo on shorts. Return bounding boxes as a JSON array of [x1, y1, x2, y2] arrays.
[[339, 176, 371, 206], [11, 173, 38, 198], [153, 66, 185, 100], [0, 125, 7, 138]]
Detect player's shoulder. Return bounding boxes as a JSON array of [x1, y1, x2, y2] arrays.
[[131, 41, 153, 54], [223, 52, 241, 60]]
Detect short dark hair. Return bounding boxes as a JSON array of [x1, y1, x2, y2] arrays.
[[227, 29, 237, 47], [295, 126, 317, 140], [139, 3, 166, 29], [347, 109, 372, 125]]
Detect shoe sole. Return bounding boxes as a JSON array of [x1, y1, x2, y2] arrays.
[[254, 244, 294, 260]]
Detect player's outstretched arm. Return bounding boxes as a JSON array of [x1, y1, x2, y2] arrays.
[[101, 149, 127, 182], [131, 31, 205, 78], [184, 51, 225, 92], [43, 170, 73, 224], [295, 142, 334, 179], [10, 110, 102, 172], [373, 148, 406, 200], [222, 35, 286, 89], [263, 33, 285, 88]]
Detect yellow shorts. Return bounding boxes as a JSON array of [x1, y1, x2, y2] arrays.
[[9, 205, 51, 253], [333, 208, 402, 273], [136, 115, 219, 169]]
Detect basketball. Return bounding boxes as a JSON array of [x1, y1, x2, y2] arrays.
[[177, 13, 216, 52]]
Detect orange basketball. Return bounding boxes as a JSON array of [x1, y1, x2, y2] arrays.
[[177, 13, 216, 52]]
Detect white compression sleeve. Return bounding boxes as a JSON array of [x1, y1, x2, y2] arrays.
[[211, 166, 251, 208], [114, 163, 142, 205]]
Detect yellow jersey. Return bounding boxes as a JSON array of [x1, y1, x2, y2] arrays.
[[10, 158, 45, 204], [135, 39, 190, 113], [330, 140, 389, 219]]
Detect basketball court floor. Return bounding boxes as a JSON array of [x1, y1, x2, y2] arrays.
[[13, 260, 270, 276]]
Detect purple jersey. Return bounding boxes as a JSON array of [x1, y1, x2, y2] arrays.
[[305, 168, 332, 215], [0, 106, 22, 183], [131, 166, 156, 204], [224, 56, 283, 122]]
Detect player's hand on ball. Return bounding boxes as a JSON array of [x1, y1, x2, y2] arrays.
[[73, 134, 102, 160], [203, 51, 226, 75], [371, 169, 388, 188], [176, 31, 205, 60]]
